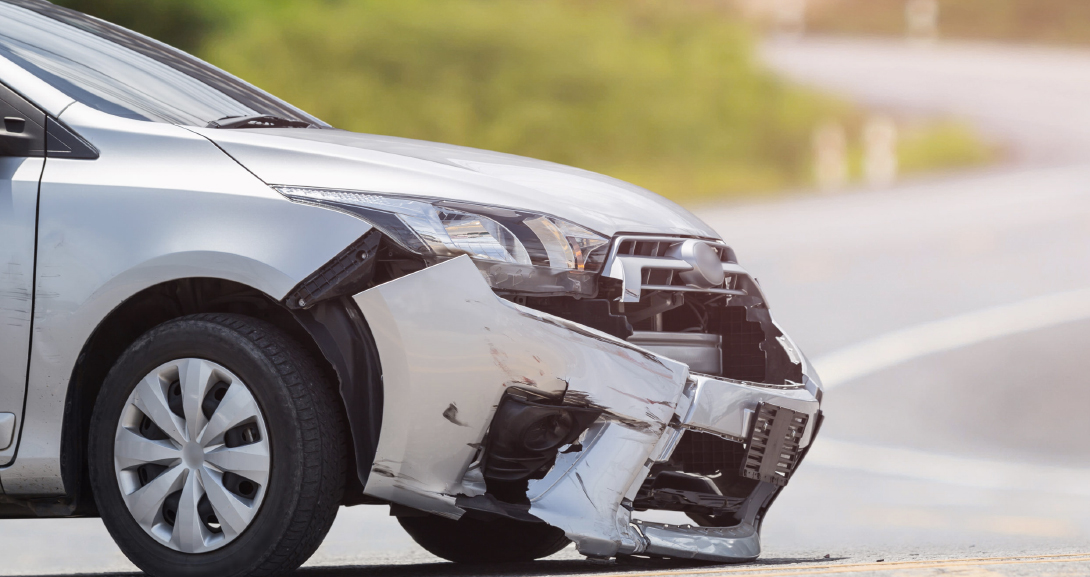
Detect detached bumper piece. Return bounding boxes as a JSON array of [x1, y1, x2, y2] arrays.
[[286, 229, 381, 309], [352, 257, 821, 563], [742, 404, 808, 487], [633, 519, 760, 562]]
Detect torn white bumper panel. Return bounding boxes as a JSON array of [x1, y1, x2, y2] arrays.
[[635, 520, 760, 561], [352, 256, 821, 562]]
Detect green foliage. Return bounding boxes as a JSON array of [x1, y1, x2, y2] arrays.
[[899, 121, 994, 175], [52, 0, 993, 202], [196, 0, 853, 201], [52, 0, 219, 52]]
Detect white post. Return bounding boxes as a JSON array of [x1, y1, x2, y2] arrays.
[[813, 121, 848, 193], [773, 0, 808, 36], [906, 0, 940, 42], [863, 115, 899, 188]]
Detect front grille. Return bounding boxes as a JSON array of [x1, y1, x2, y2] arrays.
[[741, 403, 808, 487], [603, 235, 748, 303], [614, 238, 734, 291], [616, 238, 731, 260], [672, 430, 746, 476]]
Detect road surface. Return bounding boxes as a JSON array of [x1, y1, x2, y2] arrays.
[[5, 38, 1090, 576]]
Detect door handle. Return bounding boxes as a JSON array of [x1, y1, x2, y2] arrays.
[[0, 117, 32, 157], [3, 116, 26, 133]]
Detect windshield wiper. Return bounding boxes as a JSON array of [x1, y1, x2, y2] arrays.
[[207, 115, 314, 129]]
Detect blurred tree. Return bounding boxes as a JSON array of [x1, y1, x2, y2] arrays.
[[199, 0, 851, 199], [52, 0, 218, 52], [45, 0, 988, 200]]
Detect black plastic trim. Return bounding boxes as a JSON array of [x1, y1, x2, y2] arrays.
[[481, 390, 601, 484], [753, 409, 823, 532], [285, 230, 381, 309], [0, 81, 46, 157], [46, 117, 99, 159], [0, 80, 99, 160], [290, 297, 384, 496]]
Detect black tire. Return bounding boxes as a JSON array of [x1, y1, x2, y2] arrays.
[[88, 313, 347, 577], [398, 514, 570, 564]]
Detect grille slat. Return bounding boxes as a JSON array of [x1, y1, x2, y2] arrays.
[[603, 235, 750, 303], [741, 403, 808, 487]]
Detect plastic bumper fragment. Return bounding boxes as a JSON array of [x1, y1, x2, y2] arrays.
[[633, 520, 760, 561], [351, 256, 821, 562]]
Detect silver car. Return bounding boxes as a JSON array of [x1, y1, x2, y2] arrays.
[[0, 1, 823, 575]]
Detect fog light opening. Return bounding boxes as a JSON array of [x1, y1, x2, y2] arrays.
[[521, 411, 575, 452]]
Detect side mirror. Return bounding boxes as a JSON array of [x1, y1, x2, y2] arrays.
[[0, 116, 33, 157]]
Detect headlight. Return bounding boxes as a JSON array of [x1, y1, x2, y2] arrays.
[[276, 186, 610, 297]]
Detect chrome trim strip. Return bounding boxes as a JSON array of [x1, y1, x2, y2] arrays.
[[602, 235, 750, 302], [641, 285, 746, 295]]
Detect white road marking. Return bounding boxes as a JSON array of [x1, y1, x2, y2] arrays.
[[806, 289, 1090, 492], [811, 287, 1090, 389], [806, 439, 1090, 497]]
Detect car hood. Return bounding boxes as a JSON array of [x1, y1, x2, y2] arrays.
[[192, 127, 719, 239]]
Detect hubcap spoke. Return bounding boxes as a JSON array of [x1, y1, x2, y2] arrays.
[[180, 359, 216, 443], [170, 470, 208, 553], [198, 383, 261, 446], [199, 466, 256, 538], [114, 427, 181, 470], [204, 442, 271, 487], [132, 375, 186, 445], [115, 358, 271, 554], [123, 463, 186, 525]]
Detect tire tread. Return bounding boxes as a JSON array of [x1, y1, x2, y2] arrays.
[[89, 313, 349, 577], [192, 314, 347, 577]]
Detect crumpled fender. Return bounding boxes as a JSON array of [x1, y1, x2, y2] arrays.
[[351, 256, 820, 560], [352, 257, 688, 520]]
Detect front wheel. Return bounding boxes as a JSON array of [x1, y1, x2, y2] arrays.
[[398, 514, 570, 564], [88, 314, 347, 577]]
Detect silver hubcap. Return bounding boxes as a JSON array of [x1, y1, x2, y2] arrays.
[[113, 358, 271, 553]]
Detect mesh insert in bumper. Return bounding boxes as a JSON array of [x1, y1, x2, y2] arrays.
[[741, 403, 809, 487]]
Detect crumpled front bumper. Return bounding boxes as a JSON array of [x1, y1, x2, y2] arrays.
[[352, 256, 822, 562]]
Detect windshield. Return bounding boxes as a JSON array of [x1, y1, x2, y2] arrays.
[[0, 0, 326, 128]]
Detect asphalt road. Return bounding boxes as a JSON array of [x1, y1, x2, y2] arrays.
[[5, 38, 1090, 577]]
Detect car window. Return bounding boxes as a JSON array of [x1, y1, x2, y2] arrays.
[[0, 0, 327, 128]]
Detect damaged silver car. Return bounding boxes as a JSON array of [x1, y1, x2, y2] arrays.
[[0, 1, 823, 575]]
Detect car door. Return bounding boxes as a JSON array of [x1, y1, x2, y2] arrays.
[[0, 81, 45, 465]]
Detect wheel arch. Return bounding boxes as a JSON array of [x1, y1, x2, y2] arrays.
[[60, 277, 380, 517]]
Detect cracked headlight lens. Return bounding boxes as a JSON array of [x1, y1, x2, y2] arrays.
[[276, 186, 609, 296]]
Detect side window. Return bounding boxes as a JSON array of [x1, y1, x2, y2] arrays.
[[0, 81, 46, 157]]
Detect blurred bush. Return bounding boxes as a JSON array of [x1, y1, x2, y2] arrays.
[[54, 0, 991, 201], [53, 0, 217, 52], [203, 0, 854, 201], [898, 121, 993, 176]]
